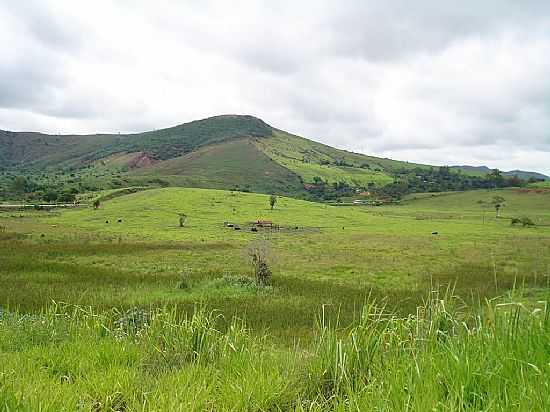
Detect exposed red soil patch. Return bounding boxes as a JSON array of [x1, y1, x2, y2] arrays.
[[128, 152, 155, 168]]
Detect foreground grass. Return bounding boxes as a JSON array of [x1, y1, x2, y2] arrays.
[[1, 294, 548, 411]]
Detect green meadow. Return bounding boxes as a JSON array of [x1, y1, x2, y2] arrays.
[[1, 187, 550, 410]]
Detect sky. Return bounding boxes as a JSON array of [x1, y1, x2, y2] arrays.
[[1, 1, 550, 175]]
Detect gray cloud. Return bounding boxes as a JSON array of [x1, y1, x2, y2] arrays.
[[0, 0, 549, 174]]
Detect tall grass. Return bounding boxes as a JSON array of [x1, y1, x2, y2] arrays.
[[1, 293, 548, 411]]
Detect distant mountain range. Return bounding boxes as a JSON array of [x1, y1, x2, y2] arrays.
[[1, 115, 547, 198], [450, 165, 548, 181]]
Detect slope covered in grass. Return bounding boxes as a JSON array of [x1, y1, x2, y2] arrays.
[[131, 139, 305, 196], [255, 130, 404, 186], [45, 187, 371, 240], [0, 115, 273, 170], [0, 130, 118, 169]]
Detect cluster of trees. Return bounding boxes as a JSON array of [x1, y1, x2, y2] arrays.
[[376, 167, 528, 200], [0, 175, 78, 203], [317, 158, 383, 171], [307, 178, 359, 201]]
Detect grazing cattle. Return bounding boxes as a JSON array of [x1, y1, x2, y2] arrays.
[[117, 219, 122, 223], [105, 220, 109, 224], [234, 226, 241, 231], [251, 227, 258, 232], [432, 231, 438, 235]]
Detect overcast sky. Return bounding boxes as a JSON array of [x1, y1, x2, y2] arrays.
[[1, 1, 549, 174]]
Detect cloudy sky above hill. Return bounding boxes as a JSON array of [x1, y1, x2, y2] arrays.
[[1, 0, 549, 174]]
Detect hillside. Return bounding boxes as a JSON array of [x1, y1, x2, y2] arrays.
[[0, 115, 415, 197], [131, 138, 305, 195], [0, 115, 272, 169], [1, 115, 547, 200]]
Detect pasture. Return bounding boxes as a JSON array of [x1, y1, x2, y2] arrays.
[[1, 187, 549, 410], [2, 187, 549, 332]]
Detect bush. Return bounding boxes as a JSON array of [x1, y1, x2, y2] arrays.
[[244, 240, 273, 286], [511, 216, 535, 227], [58, 192, 76, 203], [43, 191, 58, 202], [521, 216, 535, 227]]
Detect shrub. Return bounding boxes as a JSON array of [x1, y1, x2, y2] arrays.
[[43, 190, 58, 202], [269, 194, 277, 210], [58, 192, 76, 203], [179, 213, 187, 227], [244, 240, 273, 286], [520, 216, 535, 227], [512, 216, 535, 227]]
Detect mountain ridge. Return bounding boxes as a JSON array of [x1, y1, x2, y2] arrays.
[[1, 114, 547, 201], [451, 165, 548, 180]]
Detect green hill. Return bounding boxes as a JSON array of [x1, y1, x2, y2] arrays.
[[1, 114, 547, 199], [131, 138, 305, 195], [0, 115, 272, 169], [0, 115, 416, 197]]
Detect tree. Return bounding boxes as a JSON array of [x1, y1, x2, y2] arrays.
[[487, 169, 505, 188], [178, 213, 187, 227], [520, 216, 535, 227], [43, 191, 58, 202], [11, 176, 28, 193], [58, 192, 76, 203], [492, 196, 505, 218], [269, 194, 277, 210], [93, 199, 101, 209], [312, 176, 324, 185]]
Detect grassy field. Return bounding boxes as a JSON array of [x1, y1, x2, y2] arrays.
[[1, 187, 549, 409], [530, 180, 550, 188], [256, 131, 397, 186]]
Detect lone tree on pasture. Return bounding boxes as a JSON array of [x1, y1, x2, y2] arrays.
[[93, 199, 101, 209], [492, 196, 505, 218], [245, 240, 272, 286], [178, 213, 187, 227], [269, 194, 277, 210]]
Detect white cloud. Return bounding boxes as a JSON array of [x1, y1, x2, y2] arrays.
[[0, 0, 549, 174]]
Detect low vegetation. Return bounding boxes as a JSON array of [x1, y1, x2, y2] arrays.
[[1, 293, 548, 410], [1, 184, 549, 410]]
